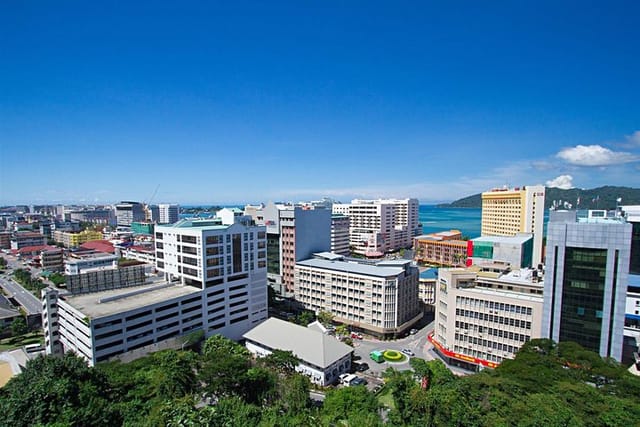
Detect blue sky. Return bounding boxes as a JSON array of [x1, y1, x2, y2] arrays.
[[1, 1, 639, 205]]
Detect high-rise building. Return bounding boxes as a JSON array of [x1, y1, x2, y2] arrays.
[[432, 264, 544, 370], [333, 198, 421, 256], [42, 213, 269, 366], [331, 214, 350, 256], [115, 201, 146, 227], [155, 215, 268, 339], [542, 210, 631, 361], [481, 186, 545, 267], [295, 253, 422, 337], [158, 204, 180, 224], [244, 202, 331, 297]]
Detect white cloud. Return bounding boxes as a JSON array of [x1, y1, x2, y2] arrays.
[[556, 144, 639, 166], [626, 130, 640, 146], [546, 175, 574, 189]]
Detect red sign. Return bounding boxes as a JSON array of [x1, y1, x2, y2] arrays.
[[428, 333, 498, 369]]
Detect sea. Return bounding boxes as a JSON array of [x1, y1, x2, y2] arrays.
[[181, 205, 548, 238], [419, 205, 550, 238], [419, 205, 482, 238]]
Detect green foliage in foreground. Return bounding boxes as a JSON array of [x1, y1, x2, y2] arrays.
[[0, 337, 639, 427]]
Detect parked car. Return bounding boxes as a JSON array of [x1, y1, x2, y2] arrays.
[[350, 377, 368, 387], [354, 362, 369, 372], [401, 348, 415, 357], [350, 332, 363, 340]]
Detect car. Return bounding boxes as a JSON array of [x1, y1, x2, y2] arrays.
[[355, 362, 369, 372], [401, 348, 415, 357], [350, 377, 368, 387], [409, 328, 418, 335], [350, 332, 363, 340]]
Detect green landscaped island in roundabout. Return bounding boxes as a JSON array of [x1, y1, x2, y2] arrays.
[[382, 349, 405, 362]]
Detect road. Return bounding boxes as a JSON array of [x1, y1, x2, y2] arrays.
[[0, 277, 42, 315], [0, 254, 43, 316], [350, 317, 472, 381]]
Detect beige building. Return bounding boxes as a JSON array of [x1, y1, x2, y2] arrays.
[[432, 264, 544, 369], [414, 230, 469, 267], [481, 186, 545, 267], [294, 253, 422, 338]]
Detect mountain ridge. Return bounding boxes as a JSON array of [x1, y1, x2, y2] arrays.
[[437, 186, 640, 210]]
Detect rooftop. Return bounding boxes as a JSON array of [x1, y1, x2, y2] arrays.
[[243, 318, 352, 369], [297, 258, 406, 277], [158, 218, 229, 231], [61, 281, 200, 319], [472, 233, 533, 244]]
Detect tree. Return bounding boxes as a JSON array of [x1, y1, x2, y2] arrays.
[[335, 324, 349, 337], [261, 349, 300, 375], [150, 350, 198, 400], [317, 310, 334, 326], [322, 386, 381, 426], [295, 310, 314, 326], [0, 353, 119, 427], [10, 317, 28, 336], [202, 334, 250, 358]]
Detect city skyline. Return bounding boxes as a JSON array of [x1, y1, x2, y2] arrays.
[[1, 2, 639, 205]]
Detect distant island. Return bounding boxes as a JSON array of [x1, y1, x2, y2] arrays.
[[438, 186, 640, 210]]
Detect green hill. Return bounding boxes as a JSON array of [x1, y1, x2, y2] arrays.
[[438, 186, 640, 210]]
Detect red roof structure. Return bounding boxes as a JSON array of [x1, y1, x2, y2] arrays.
[[80, 240, 115, 254]]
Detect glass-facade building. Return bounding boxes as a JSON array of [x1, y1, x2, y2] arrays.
[[543, 211, 631, 361]]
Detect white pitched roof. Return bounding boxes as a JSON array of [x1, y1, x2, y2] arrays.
[[243, 318, 352, 369]]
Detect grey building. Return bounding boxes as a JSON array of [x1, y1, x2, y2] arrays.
[[543, 210, 631, 361], [115, 201, 146, 228]]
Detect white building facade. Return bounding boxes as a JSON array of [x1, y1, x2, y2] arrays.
[[158, 204, 180, 224], [333, 198, 421, 256], [155, 216, 269, 340], [432, 265, 544, 370], [294, 254, 422, 337]]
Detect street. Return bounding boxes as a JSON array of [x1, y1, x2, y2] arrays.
[[350, 317, 472, 382], [0, 277, 42, 315]]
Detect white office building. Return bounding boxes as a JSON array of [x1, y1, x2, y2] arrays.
[[333, 198, 421, 256], [432, 264, 544, 370], [295, 253, 422, 337], [42, 214, 269, 365], [158, 204, 180, 224]]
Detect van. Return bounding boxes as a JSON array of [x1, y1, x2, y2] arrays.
[[339, 374, 357, 385]]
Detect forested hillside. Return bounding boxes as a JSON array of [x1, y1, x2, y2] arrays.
[[1, 337, 638, 426], [439, 186, 640, 210]]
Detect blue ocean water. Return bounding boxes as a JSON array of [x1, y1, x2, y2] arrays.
[[420, 205, 550, 238], [420, 206, 482, 238]]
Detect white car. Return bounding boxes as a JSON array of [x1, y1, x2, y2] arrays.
[[401, 348, 415, 357]]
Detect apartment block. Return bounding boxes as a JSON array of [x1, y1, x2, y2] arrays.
[[543, 210, 631, 362], [333, 198, 421, 256], [414, 230, 469, 267], [244, 202, 331, 297], [432, 264, 544, 370], [481, 186, 545, 267], [294, 253, 422, 337]]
